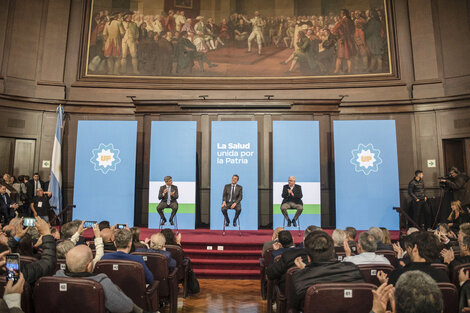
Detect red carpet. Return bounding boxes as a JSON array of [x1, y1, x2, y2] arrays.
[[82, 228, 401, 279]]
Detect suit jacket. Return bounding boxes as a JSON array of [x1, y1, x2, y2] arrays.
[[267, 247, 308, 291], [388, 262, 450, 285], [26, 180, 45, 201], [158, 185, 178, 204], [291, 260, 364, 310], [0, 193, 16, 223], [222, 184, 242, 204], [281, 184, 303, 205]]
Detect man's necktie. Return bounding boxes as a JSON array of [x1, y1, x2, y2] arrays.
[[230, 185, 235, 202], [167, 186, 171, 205], [34, 181, 37, 196]]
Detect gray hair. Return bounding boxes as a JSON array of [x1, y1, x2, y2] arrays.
[[114, 229, 132, 249], [358, 231, 377, 252], [368, 227, 383, 242], [56, 240, 75, 259], [150, 233, 166, 250], [304, 225, 322, 239], [61, 222, 79, 239], [164, 176, 172, 182], [332, 229, 346, 246], [395, 271, 443, 313]]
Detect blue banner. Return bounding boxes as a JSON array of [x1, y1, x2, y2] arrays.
[[210, 121, 258, 230], [334, 120, 400, 230], [273, 121, 321, 229], [73, 121, 137, 226], [148, 121, 196, 229]]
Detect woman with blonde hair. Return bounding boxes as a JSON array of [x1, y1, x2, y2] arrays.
[[448, 200, 469, 233], [380, 227, 391, 245]]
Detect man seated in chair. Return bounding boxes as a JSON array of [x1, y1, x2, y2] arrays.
[[221, 174, 242, 227], [136, 233, 177, 269], [291, 230, 364, 310], [342, 231, 391, 265], [100, 229, 154, 284], [281, 176, 303, 227], [441, 222, 470, 274], [55, 245, 135, 313], [157, 176, 178, 226], [272, 230, 297, 258]]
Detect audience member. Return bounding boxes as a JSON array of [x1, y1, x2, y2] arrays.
[[30, 189, 52, 222], [7, 217, 57, 285], [98, 220, 111, 231], [56, 240, 75, 259], [266, 227, 316, 291], [380, 227, 392, 245], [130, 226, 148, 250], [100, 228, 116, 251], [263, 227, 284, 256], [136, 233, 177, 269], [378, 231, 449, 285], [406, 227, 419, 235], [0, 185, 19, 225], [442, 227, 470, 273], [345, 226, 358, 253], [371, 271, 443, 313], [160, 228, 182, 246], [290, 231, 364, 310], [342, 231, 390, 265], [55, 245, 134, 313], [332, 229, 346, 253], [101, 229, 154, 284], [272, 230, 296, 258], [369, 227, 393, 250]]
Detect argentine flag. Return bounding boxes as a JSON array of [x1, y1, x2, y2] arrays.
[[49, 105, 64, 216]]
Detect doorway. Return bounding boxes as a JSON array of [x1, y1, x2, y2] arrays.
[[0, 137, 36, 178], [442, 138, 470, 174]]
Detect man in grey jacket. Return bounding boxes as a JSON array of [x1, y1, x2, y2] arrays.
[[55, 245, 134, 313]]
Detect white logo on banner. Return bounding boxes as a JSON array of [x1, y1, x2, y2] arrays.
[[90, 143, 121, 174], [350, 143, 383, 175]]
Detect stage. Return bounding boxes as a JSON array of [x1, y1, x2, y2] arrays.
[[81, 228, 401, 279]]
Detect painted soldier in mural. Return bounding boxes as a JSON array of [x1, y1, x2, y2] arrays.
[[103, 13, 124, 75], [333, 9, 356, 74]]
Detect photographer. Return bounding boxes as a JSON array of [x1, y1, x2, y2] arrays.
[[408, 170, 430, 229], [440, 167, 470, 209]]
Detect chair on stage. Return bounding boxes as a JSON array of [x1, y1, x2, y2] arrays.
[[222, 210, 241, 236], [0, 276, 34, 313], [438, 282, 459, 313], [282, 209, 302, 237], [132, 252, 179, 313], [159, 208, 178, 233], [357, 264, 395, 286], [33, 276, 106, 313], [375, 250, 399, 268], [166, 244, 190, 298], [303, 283, 376, 313], [94, 259, 160, 312]]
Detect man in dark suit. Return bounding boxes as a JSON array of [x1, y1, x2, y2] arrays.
[[0, 185, 19, 224], [221, 174, 242, 227], [26, 173, 45, 202], [157, 176, 179, 226], [281, 176, 303, 227], [290, 230, 364, 310]]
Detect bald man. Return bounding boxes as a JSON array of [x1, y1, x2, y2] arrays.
[[281, 176, 303, 227], [135, 233, 176, 269], [55, 245, 134, 313]]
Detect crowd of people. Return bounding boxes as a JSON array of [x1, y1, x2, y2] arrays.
[[87, 6, 389, 76], [0, 215, 189, 312], [264, 224, 470, 312], [0, 173, 52, 225]]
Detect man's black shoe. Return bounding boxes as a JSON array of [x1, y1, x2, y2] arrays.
[[233, 221, 237, 227], [160, 219, 166, 226], [287, 219, 291, 227], [292, 219, 297, 227], [170, 220, 174, 226]]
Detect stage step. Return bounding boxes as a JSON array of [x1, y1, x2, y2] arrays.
[[191, 258, 259, 270], [194, 268, 260, 279], [184, 248, 262, 261]]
